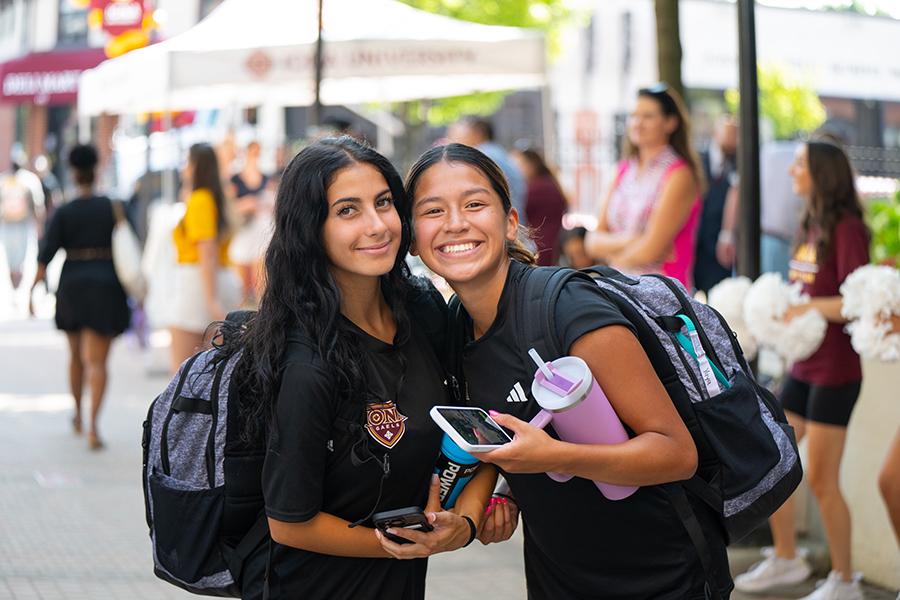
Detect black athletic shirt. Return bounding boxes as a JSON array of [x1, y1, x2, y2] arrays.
[[456, 261, 733, 599], [254, 286, 448, 600]]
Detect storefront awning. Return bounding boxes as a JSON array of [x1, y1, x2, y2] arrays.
[[0, 48, 107, 106]]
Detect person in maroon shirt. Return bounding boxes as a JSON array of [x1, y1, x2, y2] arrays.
[[513, 147, 568, 266], [734, 141, 870, 600]]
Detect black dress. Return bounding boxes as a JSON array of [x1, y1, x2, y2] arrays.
[[38, 195, 130, 336]]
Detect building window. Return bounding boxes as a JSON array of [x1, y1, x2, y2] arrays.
[[0, 0, 15, 37], [58, 0, 89, 47]]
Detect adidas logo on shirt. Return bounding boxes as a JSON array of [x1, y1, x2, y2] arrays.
[[506, 382, 529, 403]]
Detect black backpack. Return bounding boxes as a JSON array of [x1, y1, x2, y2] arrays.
[[142, 311, 267, 596], [450, 265, 802, 598]]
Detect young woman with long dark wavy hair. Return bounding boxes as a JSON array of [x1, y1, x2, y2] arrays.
[[734, 141, 870, 600], [234, 137, 497, 600]]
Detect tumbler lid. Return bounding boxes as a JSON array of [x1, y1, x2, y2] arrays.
[[530, 356, 592, 412]]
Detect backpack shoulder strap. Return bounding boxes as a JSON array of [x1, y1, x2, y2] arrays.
[[515, 266, 582, 366], [445, 294, 467, 403]]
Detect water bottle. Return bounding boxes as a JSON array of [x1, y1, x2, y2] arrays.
[[527, 349, 638, 501], [434, 434, 480, 508]]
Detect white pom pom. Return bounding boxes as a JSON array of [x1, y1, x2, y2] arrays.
[[782, 309, 828, 362], [744, 273, 791, 342], [839, 264, 900, 362], [744, 272, 827, 365], [708, 277, 756, 359], [730, 321, 759, 361], [840, 265, 900, 320]]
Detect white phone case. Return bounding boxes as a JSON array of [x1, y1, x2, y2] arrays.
[[429, 405, 512, 453]]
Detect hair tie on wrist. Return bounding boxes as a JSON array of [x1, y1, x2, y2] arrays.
[[461, 515, 477, 547]]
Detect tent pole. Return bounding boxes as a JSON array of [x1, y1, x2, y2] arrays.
[[737, 0, 761, 280], [161, 110, 175, 203], [310, 0, 325, 133]]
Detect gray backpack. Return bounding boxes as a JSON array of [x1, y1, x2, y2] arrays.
[[141, 313, 267, 596], [511, 266, 802, 598]]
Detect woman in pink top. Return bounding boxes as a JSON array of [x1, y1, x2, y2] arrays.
[[586, 84, 704, 289]]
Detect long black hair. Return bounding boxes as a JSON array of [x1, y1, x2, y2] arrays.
[[232, 136, 413, 442], [405, 143, 536, 265], [801, 140, 867, 264]]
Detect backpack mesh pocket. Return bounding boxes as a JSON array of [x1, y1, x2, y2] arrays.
[[692, 372, 780, 497], [150, 470, 226, 584]]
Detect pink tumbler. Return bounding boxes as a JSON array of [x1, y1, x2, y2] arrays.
[[527, 350, 638, 500]]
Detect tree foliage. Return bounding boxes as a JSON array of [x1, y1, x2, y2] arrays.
[[725, 64, 826, 140], [394, 0, 572, 125], [399, 0, 569, 32]]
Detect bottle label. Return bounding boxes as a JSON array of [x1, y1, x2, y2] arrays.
[[435, 453, 480, 507]]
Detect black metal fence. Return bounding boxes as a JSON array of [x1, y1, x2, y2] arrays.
[[847, 145, 900, 178]]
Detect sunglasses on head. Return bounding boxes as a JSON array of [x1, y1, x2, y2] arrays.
[[638, 82, 678, 114], [639, 82, 670, 96]]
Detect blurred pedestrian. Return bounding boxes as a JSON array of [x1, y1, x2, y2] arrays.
[[29, 144, 130, 450], [876, 314, 900, 546], [559, 226, 594, 269], [1, 145, 45, 291], [34, 154, 62, 225], [513, 147, 567, 265], [693, 115, 738, 294], [447, 115, 527, 222], [585, 83, 703, 289], [734, 141, 869, 600], [228, 141, 272, 306], [169, 143, 240, 372]]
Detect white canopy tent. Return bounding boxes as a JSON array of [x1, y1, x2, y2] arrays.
[[78, 0, 546, 115]]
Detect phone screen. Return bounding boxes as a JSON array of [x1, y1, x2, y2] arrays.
[[435, 407, 512, 446]]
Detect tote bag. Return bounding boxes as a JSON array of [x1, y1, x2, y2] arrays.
[[112, 200, 147, 300]]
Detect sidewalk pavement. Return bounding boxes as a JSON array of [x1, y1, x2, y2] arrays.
[[0, 316, 896, 600]]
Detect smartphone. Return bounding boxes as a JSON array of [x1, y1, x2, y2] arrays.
[[372, 507, 434, 544], [429, 406, 513, 453]]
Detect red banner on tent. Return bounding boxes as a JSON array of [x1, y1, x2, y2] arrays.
[[0, 48, 107, 105]]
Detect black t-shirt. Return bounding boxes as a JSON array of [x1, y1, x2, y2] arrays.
[[255, 291, 449, 600], [456, 261, 732, 599]]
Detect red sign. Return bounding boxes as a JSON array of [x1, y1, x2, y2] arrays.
[[92, 0, 146, 36], [0, 48, 107, 105]]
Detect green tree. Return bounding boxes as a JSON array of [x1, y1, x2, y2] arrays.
[[725, 64, 826, 140]]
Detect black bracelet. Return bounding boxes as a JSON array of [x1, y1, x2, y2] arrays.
[[461, 515, 477, 547]]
